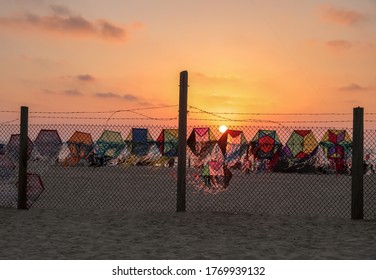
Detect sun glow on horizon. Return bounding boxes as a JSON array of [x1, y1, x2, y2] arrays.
[[219, 125, 228, 133]]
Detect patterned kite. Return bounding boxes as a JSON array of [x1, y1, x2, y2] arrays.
[[34, 129, 62, 159], [96, 130, 125, 159], [320, 129, 352, 159], [250, 130, 282, 159], [187, 128, 217, 157], [319, 129, 352, 172], [6, 134, 34, 161], [125, 128, 154, 157], [64, 131, 93, 166], [247, 130, 282, 172], [217, 129, 248, 166], [120, 128, 154, 166], [0, 141, 5, 155], [0, 154, 15, 180], [156, 129, 179, 157], [284, 130, 318, 160], [187, 128, 217, 167], [17, 173, 44, 209]]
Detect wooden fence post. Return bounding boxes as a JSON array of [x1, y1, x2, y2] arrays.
[[351, 107, 364, 219], [177, 71, 188, 212], [18, 106, 28, 210]]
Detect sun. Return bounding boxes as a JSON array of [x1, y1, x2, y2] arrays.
[[219, 125, 228, 133]]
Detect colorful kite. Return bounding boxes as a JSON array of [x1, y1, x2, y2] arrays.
[[200, 160, 232, 192], [218, 130, 248, 166], [0, 142, 5, 155], [187, 127, 217, 158], [64, 131, 93, 166], [247, 130, 282, 172], [96, 130, 125, 159], [120, 128, 155, 166], [34, 129, 62, 159], [319, 129, 352, 172], [6, 134, 34, 161], [250, 130, 282, 159], [0, 154, 15, 179], [125, 128, 154, 157], [320, 129, 352, 159], [284, 130, 318, 160], [156, 129, 179, 157], [17, 173, 44, 209]]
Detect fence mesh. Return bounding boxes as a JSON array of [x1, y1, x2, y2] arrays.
[[0, 123, 375, 219], [364, 129, 376, 219]]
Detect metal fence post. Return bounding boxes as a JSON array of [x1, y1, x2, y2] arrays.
[[177, 71, 188, 212], [18, 106, 28, 210], [351, 107, 364, 219]]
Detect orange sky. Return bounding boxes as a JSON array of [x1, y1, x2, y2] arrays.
[[0, 0, 375, 128]]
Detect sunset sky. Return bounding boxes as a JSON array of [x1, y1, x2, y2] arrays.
[[0, 0, 375, 127]]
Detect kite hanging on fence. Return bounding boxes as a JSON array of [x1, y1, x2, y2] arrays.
[[248, 130, 282, 172], [0, 172, 44, 208], [17, 173, 44, 209], [279, 130, 319, 172], [149, 129, 179, 167], [319, 129, 352, 173], [63, 131, 93, 166], [121, 128, 154, 166], [284, 130, 318, 160], [187, 128, 217, 167], [218, 129, 248, 167], [6, 134, 34, 162], [250, 130, 282, 159], [156, 129, 178, 157], [0, 142, 5, 155], [198, 159, 232, 194], [0, 154, 15, 180], [92, 130, 125, 166], [34, 129, 62, 160]]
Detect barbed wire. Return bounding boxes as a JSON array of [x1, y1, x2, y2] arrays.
[[29, 116, 177, 121], [2, 107, 376, 116], [0, 118, 19, 124], [0, 105, 178, 115], [188, 118, 352, 124], [0, 110, 18, 113], [188, 110, 352, 116], [188, 106, 359, 125], [188, 105, 285, 125]]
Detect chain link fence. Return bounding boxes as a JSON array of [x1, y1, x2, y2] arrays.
[[364, 129, 376, 219], [1, 122, 375, 219]]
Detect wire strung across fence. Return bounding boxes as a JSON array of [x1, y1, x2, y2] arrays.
[[0, 123, 375, 219]]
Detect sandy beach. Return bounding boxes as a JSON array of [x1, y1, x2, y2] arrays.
[[1, 163, 376, 260], [1, 208, 376, 260]]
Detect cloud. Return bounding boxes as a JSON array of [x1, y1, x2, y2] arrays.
[[324, 39, 376, 54], [0, 12, 127, 42], [123, 94, 138, 101], [319, 5, 367, 26], [94, 92, 120, 98], [41, 89, 83, 96], [50, 4, 72, 16], [94, 92, 139, 101], [76, 74, 95, 82], [98, 20, 125, 39], [339, 83, 368, 92], [325, 39, 353, 52], [41, 89, 56, 95], [62, 89, 83, 96]]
